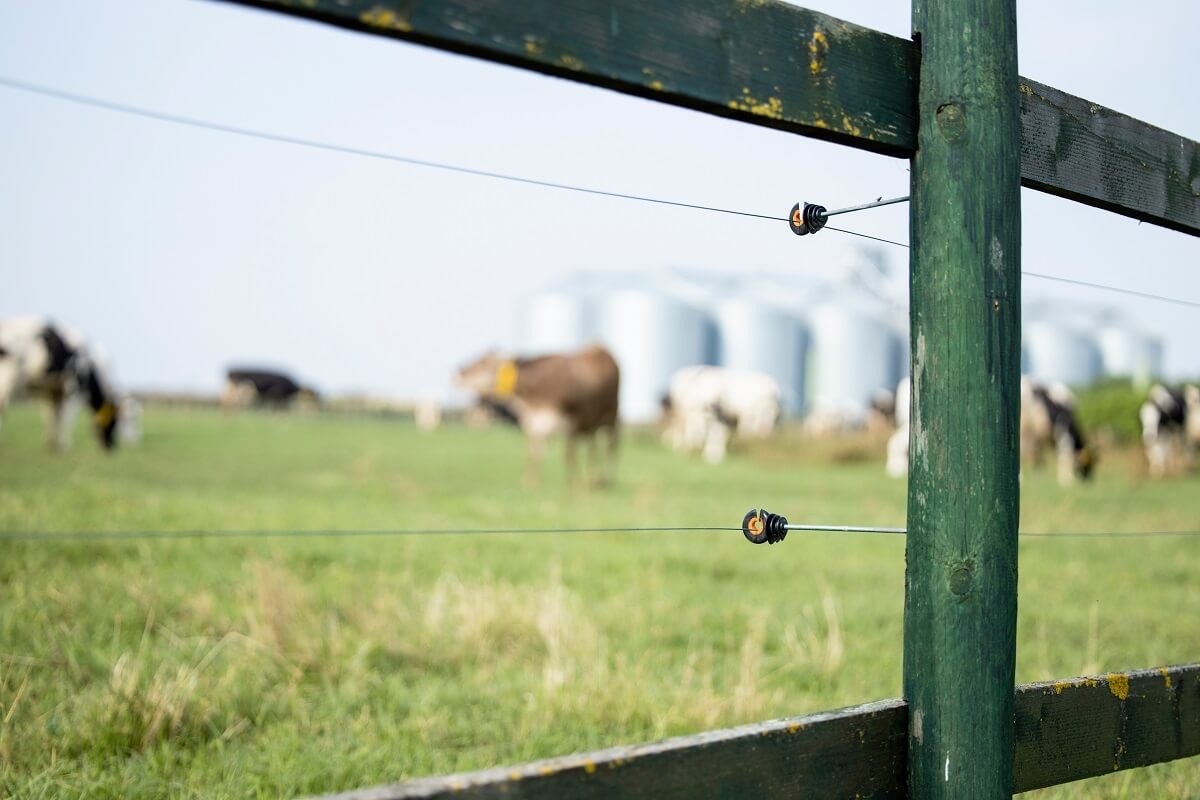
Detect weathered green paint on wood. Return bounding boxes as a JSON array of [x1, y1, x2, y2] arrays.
[[217, 0, 917, 156], [1019, 78, 1200, 236], [214, 0, 1200, 235], [317, 699, 909, 799], [904, 0, 1022, 797], [1013, 664, 1200, 793], [311, 665, 1200, 798]]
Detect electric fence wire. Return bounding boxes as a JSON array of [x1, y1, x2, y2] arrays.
[[7, 73, 1196, 310], [2, 526, 1199, 542], [2, 76, 1197, 545]]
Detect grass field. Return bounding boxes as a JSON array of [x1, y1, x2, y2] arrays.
[[1, 404, 1197, 798]]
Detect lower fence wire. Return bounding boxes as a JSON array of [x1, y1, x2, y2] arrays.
[[2, 526, 1199, 542]]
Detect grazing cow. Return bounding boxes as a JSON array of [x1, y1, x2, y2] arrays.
[[661, 366, 782, 464], [1140, 383, 1200, 477], [455, 345, 619, 486], [885, 376, 1095, 486], [1019, 378, 1095, 485], [221, 368, 319, 411], [0, 317, 124, 450]]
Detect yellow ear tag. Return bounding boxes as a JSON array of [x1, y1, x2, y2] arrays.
[[94, 402, 116, 428], [494, 361, 518, 396]]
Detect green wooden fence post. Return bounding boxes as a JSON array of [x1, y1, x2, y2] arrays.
[[904, 0, 1022, 796]]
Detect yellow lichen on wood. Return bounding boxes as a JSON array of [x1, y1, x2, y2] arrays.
[[358, 6, 412, 32], [1159, 667, 1173, 689], [1107, 673, 1130, 701], [648, 80, 664, 91], [727, 94, 784, 119], [523, 37, 544, 57], [808, 30, 829, 76], [559, 54, 586, 71], [583, 760, 596, 775]]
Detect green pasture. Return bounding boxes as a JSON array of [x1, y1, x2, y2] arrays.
[[0, 405, 1197, 798]]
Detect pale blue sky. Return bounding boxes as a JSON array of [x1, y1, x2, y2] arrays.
[[1, 0, 1196, 399]]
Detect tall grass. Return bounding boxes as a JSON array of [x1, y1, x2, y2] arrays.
[[0, 405, 1197, 798]]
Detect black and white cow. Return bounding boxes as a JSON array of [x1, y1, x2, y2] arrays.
[[1019, 378, 1096, 485], [886, 376, 1095, 486], [221, 368, 319, 411], [1140, 383, 1200, 477], [0, 317, 125, 450]]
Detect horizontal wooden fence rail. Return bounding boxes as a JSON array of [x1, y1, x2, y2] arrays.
[[315, 664, 1200, 799], [216, 0, 1199, 236]]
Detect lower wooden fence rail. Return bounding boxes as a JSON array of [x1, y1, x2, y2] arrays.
[[315, 663, 1199, 799]]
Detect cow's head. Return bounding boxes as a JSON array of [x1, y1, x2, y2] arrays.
[[455, 351, 516, 397], [94, 400, 119, 450], [1075, 444, 1097, 480], [82, 362, 119, 450]]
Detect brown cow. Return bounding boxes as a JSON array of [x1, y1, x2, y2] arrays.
[[455, 345, 619, 487]]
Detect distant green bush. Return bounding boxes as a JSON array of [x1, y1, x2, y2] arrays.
[[1073, 378, 1147, 444]]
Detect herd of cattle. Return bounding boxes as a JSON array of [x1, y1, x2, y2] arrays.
[[3, 318, 1199, 487]]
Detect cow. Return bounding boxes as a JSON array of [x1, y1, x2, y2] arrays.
[[1139, 383, 1200, 477], [866, 388, 898, 435], [221, 368, 319, 411], [661, 365, 782, 464], [884, 377, 911, 478], [1019, 378, 1096, 485], [885, 376, 1095, 486], [455, 344, 619, 487], [0, 317, 125, 451]]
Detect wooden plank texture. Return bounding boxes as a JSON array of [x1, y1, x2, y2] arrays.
[[213, 0, 1199, 235], [217, 0, 917, 156], [1019, 78, 1200, 236], [312, 665, 1200, 798], [319, 699, 909, 799], [903, 0, 1022, 797], [1013, 663, 1200, 793]]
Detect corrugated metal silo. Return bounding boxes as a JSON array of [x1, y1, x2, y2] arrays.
[[595, 283, 712, 423], [1023, 320, 1102, 386], [806, 288, 904, 423], [519, 284, 594, 355], [712, 295, 808, 414], [1097, 324, 1163, 384]]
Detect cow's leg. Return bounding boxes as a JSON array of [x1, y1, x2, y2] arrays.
[[598, 422, 618, 487], [524, 434, 546, 488], [702, 418, 730, 464], [564, 432, 579, 489], [885, 423, 910, 478], [1055, 434, 1076, 487], [0, 358, 17, 441], [47, 391, 81, 451]]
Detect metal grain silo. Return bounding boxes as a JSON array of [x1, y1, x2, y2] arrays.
[[1023, 320, 1102, 386], [595, 282, 712, 423], [806, 288, 904, 423], [519, 284, 594, 355], [1097, 323, 1163, 385], [712, 295, 808, 414]]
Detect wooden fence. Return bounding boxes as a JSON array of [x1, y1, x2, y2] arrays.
[[213, 1, 1198, 796]]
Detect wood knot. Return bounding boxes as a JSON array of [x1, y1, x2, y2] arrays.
[[935, 102, 966, 141]]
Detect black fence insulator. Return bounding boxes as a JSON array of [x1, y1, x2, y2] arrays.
[[788, 202, 828, 236], [742, 508, 789, 544]]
